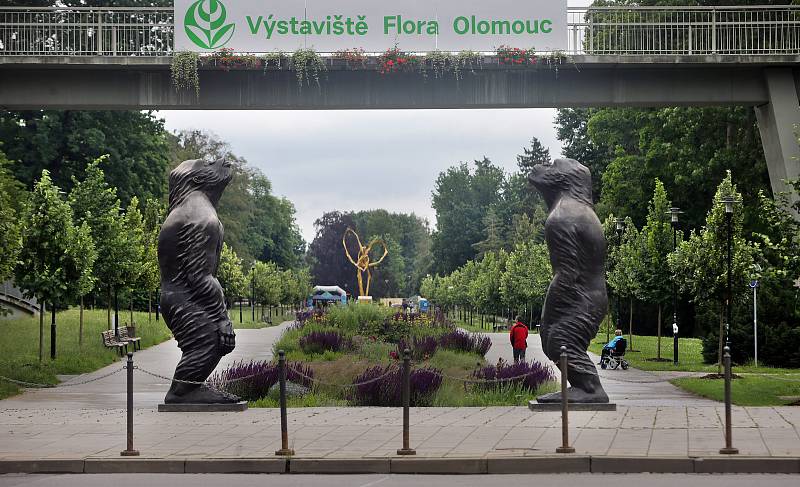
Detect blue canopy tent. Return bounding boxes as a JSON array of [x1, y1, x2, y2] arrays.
[[309, 286, 348, 307]]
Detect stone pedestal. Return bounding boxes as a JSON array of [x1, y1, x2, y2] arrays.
[[357, 296, 373, 304], [158, 402, 248, 412], [528, 401, 616, 412]]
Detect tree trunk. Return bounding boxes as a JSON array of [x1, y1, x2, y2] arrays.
[[129, 295, 134, 326], [79, 296, 84, 346], [718, 305, 725, 375], [657, 303, 662, 360], [628, 299, 634, 351], [38, 300, 44, 363]]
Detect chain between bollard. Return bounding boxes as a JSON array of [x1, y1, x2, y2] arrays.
[[556, 346, 575, 454], [397, 348, 416, 456], [719, 346, 739, 455], [120, 352, 139, 457], [275, 350, 294, 457]]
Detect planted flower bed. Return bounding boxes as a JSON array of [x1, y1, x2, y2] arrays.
[[213, 304, 555, 407]]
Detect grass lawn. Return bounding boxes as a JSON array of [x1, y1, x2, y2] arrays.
[[671, 376, 800, 406], [0, 308, 171, 400], [229, 307, 297, 329]]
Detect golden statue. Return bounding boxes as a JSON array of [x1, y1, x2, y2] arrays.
[[343, 227, 388, 297]]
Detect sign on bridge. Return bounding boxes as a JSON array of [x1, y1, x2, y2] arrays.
[[175, 0, 568, 53]]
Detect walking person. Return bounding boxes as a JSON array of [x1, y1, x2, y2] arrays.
[[510, 316, 529, 363]]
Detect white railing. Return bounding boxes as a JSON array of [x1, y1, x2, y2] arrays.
[[0, 5, 798, 57]]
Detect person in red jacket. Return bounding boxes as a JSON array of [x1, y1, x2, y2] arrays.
[[510, 316, 529, 363]]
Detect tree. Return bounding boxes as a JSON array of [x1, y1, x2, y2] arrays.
[[516, 137, 551, 173], [0, 111, 170, 204], [249, 261, 283, 320], [308, 211, 358, 295], [69, 221, 97, 345], [218, 243, 246, 309], [637, 179, 681, 359], [500, 242, 552, 325], [68, 158, 129, 329], [472, 208, 506, 259], [668, 171, 757, 369], [0, 150, 24, 295], [605, 215, 643, 348], [140, 197, 164, 322], [15, 171, 87, 360], [120, 197, 146, 327]]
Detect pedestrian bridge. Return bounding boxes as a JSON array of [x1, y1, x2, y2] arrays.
[[0, 4, 798, 201]]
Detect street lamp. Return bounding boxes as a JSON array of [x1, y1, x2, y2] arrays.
[[250, 263, 256, 322], [720, 195, 737, 349], [750, 263, 762, 367], [613, 217, 625, 342], [667, 207, 683, 365]]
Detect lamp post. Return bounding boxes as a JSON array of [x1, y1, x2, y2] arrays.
[[667, 207, 683, 365], [721, 196, 736, 350], [750, 263, 762, 367], [251, 264, 256, 323], [613, 217, 625, 342]]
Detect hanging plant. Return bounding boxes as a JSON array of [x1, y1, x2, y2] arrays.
[[171, 51, 200, 97], [425, 51, 454, 79], [544, 50, 568, 77], [496, 45, 537, 66], [454, 50, 483, 80], [333, 48, 368, 69], [291, 48, 327, 89], [262, 51, 288, 73]]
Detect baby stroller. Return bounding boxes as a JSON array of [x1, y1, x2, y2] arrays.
[[600, 337, 629, 370]]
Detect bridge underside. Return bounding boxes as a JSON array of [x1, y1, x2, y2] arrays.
[[0, 54, 798, 204]]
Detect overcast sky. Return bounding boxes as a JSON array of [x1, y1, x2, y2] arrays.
[[159, 108, 564, 242], [159, 0, 592, 242]]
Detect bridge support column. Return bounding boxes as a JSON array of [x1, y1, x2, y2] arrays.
[[755, 68, 800, 211]]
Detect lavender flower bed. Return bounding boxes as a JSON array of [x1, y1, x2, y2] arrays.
[[208, 360, 314, 401], [397, 336, 439, 361], [472, 359, 554, 392], [349, 365, 443, 407], [299, 330, 352, 355], [439, 330, 492, 356]]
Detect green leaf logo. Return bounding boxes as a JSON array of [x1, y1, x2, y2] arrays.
[[184, 0, 236, 50]]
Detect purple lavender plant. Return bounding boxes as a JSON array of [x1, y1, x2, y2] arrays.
[[349, 365, 443, 406], [208, 359, 314, 401], [299, 331, 351, 355], [438, 330, 492, 356], [472, 358, 554, 392], [397, 336, 438, 361]]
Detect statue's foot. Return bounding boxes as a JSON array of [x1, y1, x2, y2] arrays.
[[165, 385, 240, 404], [537, 387, 609, 404]]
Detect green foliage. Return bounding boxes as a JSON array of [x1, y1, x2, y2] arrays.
[[171, 51, 200, 97], [0, 150, 24, 285], [15, 171, 87, 308], [0, 111, 170, 204], [500, 242, 552, 318], [249, 261, 284, 309], [516, 136, 551, 173], [218, 243, 246, 306], [672, 376, 800, 407]]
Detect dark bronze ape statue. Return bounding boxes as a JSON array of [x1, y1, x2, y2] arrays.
[[529, 158, 610, 404], [158, 158, 238, 404]]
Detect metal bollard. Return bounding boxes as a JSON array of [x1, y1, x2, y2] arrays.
[[275, 350, 294, 456], [719, 346, 739, 454], [120, 353, 139, 456], [556, 346, 575, 454], [397, 349, 416, 455]]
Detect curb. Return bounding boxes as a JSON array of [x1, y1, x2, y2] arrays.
[[0, 456, 798, 475]]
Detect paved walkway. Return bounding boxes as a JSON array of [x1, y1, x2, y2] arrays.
[[3, 321, 795, 464]]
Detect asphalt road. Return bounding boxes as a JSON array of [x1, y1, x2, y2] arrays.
[[1, 474, 799, 487]]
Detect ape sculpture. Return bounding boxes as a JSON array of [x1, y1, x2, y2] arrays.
[[158, 158, 238, 404], [529, 158, 610, 404]]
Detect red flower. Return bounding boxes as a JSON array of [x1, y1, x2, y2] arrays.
[[387, 60, 394, 66]]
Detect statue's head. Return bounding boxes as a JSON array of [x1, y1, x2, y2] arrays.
[[528, 158, 593, 209], [168, 158, 233, 212]]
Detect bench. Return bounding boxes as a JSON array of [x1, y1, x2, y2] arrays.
[[119, 325, 141, 351], [101, 330, 128, 356]]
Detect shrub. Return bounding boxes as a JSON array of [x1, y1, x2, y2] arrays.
[[473, 358, 554, 393], [439, 330, 492, 356], [349, 365, 443, 406], [299, 330, 351, 355], [208, 360, 314, 401], [397, 336, 438, 361]]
